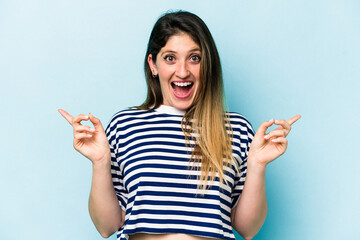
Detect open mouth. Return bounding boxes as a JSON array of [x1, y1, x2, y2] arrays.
[[171, 81, 194, 99]]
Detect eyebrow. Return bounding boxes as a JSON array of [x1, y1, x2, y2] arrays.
[[160, 48, 201, 56]]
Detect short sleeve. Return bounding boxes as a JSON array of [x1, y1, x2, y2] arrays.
[[106, 118, 128, 211], [231, 118, 255, 209]]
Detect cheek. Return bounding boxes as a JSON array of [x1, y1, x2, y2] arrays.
[[159, 78, 168, 89], [158, 67, 171, 80], [159, 76, 172, 95], [193, 66, 201, 83]]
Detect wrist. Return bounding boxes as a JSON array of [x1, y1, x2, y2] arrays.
[[247, 154, 267, 175], [92, 152, 111, 170]]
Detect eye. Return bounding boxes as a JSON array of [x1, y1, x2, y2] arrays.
[[190, 55, 201, 63], [164, 55, 175, 62]]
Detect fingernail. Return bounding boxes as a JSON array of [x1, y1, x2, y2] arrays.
[[269, 118, 274, 122], [275, 120, 280, 124], [264, 134, 270, 139], [90, 128, 95, 132], [87, 134, 93, 137]]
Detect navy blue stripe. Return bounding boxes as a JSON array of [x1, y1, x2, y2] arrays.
[[131, 189, 231, 208], [130, 199, 228, 216], [128, 179, 231, 196], [127, 162, 195, 173], [116, 195, 126, 209], [121, 140, 190, 156], [121, 147, 191, 162], [123, 155, 193, 166], [130, 208, 231, 226]]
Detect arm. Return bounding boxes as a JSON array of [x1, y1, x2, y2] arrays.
[[58, 109, 125, 238], [231, 116, 301, 239], [89, 156, 125, 238], [231, 161, 267, 240]]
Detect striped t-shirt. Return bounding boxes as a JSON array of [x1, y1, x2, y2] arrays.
[[105, 105, 254, 240]]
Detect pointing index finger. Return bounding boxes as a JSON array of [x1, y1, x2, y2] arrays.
[[58, 109, 74, 126], [287, 114, 302, 126]]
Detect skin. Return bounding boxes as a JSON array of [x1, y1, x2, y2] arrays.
[[58, 33, 301, 240], [58, 110, 125, 238], [231, 116, 301, 239], [148, 33, 201, 110]]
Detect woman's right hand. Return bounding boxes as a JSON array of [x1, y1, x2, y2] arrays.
[[58, 109, 110, 164]]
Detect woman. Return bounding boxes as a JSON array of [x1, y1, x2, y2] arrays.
[[59, 11, 300, 240]]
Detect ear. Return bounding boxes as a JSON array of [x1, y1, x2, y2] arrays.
[[147, 54, 158, 75]]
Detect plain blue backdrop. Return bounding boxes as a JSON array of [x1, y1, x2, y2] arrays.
[[0, 0, 359, 239]]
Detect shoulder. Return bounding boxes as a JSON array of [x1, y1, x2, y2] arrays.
[[226, 112, 254, 133], [226, 112, 255, 142]]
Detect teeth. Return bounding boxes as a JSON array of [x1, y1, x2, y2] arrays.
[[173, 82, 192, 87]]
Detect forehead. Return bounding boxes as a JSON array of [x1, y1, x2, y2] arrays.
[[160, 33, 200, 52]]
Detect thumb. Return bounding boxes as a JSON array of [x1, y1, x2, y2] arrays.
[[89, 113, 104, 130], [256, 119, 275, 136]]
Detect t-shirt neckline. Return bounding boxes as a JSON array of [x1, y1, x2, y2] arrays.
[[155, 105, 186, 116]]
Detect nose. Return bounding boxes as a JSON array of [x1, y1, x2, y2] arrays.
[[175, 61, 190, 79]]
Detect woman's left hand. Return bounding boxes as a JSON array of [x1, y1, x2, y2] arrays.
[[247, 115, 301, 168]]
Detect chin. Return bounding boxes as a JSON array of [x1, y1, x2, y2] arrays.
[[172, 101, 192, 110]]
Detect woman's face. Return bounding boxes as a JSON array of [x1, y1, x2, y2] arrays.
[[148, 33, 201, 110]]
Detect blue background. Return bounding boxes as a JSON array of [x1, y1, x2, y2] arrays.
[[0, 0, 359, 239]]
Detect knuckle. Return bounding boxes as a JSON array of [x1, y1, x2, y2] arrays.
[[75, 114, 86, 121], [73, 125, 83, 133], [74, 133, 84, 140], [78, 125, 87, 131]]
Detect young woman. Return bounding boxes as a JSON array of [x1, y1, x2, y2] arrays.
[[59, 11, 300, 240]]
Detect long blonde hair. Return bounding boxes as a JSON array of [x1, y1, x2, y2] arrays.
[[138, 11, 235, 189]]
